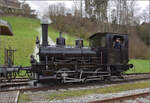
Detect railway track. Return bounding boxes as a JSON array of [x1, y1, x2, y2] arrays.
[[1, 77, 29, 82], [124, 72, 150, 75], [0, 78, 30, 91], [88, 92, 150, 103], [0, 73, 150, 92]]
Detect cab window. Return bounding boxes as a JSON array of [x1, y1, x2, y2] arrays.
[[113, 36, 125, 49], [90, 35, 106, 47]]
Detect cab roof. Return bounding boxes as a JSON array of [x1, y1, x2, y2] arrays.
[[89, 32, 127, 39]]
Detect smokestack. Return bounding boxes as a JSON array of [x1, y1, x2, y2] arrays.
[[41, 23, 48, 47], [41, 18, 51, 47]]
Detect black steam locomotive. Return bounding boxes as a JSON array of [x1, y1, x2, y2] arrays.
[[30, 21, 133, 83]]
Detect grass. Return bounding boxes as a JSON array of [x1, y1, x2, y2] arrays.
[[48, 26, 89, 46], [19, 81, 150, 102], [0, 16, 40, 66], [0, 16, 88, 67], [18, 93, 31, 103], [126, 59, 150, 73]]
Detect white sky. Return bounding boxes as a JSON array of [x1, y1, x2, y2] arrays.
[[19, 0, 149, 17], [20, 1, 74, 15]]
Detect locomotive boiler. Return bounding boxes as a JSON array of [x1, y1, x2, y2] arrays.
[[30, 21, 133, 83]]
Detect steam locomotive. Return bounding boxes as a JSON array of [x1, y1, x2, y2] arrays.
[[30, 21, 133, 83]]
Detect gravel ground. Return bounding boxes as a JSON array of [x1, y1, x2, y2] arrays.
[[24, 80, 150, 94], [0, 91, 19, 103], [22, 81, 150, 103], [24, 88, 150, 103], [123, 95, 150, 103]]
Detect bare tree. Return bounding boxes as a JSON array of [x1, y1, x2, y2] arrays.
[[48, 3, 66, 17], [140, 6, 149, 23]]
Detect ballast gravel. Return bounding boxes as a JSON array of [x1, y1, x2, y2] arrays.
[[25, 87, 150, 103]]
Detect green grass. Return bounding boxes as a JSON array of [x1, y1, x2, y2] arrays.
[[126, 59, 150, 73], [48, 26, 89, 46], [0, 16, 40, 66], [19, 81, 150, 102], [0, 16, 88, 67], [18, 93, 31, 103]]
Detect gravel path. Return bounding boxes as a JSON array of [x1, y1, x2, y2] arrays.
[[24, 88, 150, 103], [0, 91, 19, 103], [33, 27, 55, 61], [24, 80, 150, 94]]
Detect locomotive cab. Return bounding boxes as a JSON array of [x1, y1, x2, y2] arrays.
[[89, 32, 128, 64], [106, 33, 129, 65], [89, 32, 130, 75]]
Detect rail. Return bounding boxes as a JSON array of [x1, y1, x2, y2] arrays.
[[0, 72, 150, 92], [88, 92, 150, 103]]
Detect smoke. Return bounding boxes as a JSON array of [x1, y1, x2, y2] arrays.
[[40, 17, 52, 24]]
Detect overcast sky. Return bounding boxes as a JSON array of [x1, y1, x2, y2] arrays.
[[19, 0, 149, 18], [20, 0, 74, 16]]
